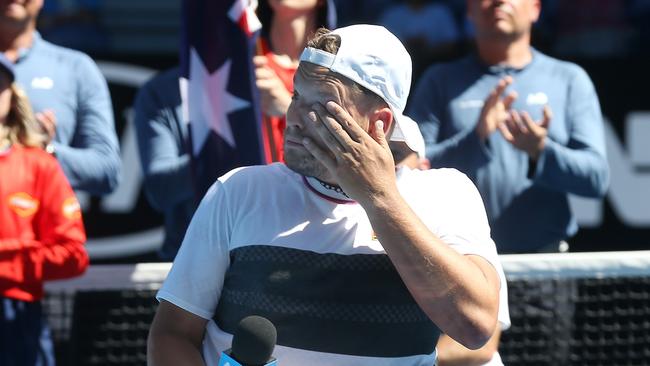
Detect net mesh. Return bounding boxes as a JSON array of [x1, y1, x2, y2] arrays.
[[43, 252, 650, 366], [500, 251, 650, 365], [44, 264, 166, 365]]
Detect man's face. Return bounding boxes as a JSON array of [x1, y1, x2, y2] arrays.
[[284, 62, 369, 180], [467, 0, 540, 39], [0, 0, 43, 25]]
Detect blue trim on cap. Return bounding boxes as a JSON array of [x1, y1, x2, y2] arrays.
[[299, 47, 336, 68]]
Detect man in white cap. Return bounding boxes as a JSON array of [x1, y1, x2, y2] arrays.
[[148, 25, 503, 366]]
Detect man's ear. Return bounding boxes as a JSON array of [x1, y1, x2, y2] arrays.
[[529, 0, 542, 23], [368, 107, 393, 135]]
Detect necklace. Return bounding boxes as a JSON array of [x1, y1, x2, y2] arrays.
[[317, 180, 349, 198]]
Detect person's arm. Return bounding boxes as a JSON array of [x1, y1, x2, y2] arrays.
[[149, 179, 232, 363], [0, 155, 88, 284], [408, 68, 497, 173], [363, 198, 499, 349], [436, 328, 501, 366], [148, 300, 208, 366], [305, 102, 500, 349], [134, 74, 193, 212], [52, 54, 121, 196], [529, 67, 609, 197], [437, 251, 511, 365]]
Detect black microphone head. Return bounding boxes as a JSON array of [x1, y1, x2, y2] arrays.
[[231, 315, 277, 366]]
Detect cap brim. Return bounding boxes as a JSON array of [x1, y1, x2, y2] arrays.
[[389, 112, 422, 156]]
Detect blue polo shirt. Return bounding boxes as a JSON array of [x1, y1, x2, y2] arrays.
[[408, 49, 609, 253], [13, 32, 120, 195]]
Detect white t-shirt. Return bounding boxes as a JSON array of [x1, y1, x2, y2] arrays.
[[158, 163, 506, 366]]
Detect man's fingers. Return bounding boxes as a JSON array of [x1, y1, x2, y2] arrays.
[[503, 91, 518, 110], [505, 111, 522, 136], [325, 101, 367, 143], [252, 55, 268, 67], [484, 84, 501, 108], [485, 77, 513, 109], [494, 76, 512, 97], [498, 122, 514, 142], [302, 136, 336, 172], [312, 103, 356, 148], [255, 78, 277, 90], [520, 111, 538, 133], [255, 66, 275, 80], [372, 120, 390, 150], [36, 112, 56, 138], [305, 108, 346, 155], [541, 105, 552, 129]]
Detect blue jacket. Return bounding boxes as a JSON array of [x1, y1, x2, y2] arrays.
[[14, 32, 121, 195], [408, 49, 609, 253], [133, 67, 195, 261]]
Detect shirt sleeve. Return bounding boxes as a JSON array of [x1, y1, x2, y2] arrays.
[[53, 53, 121, 196], [156, 180, 232, 320], [433, 171, 497, 261], [0, 156, 88, 285], [134, 75, 193, 212], [530, 65, 609, 198], [431, 170, 510, 328], [497, 266, 511, 330], [408, 67, 492, 172]]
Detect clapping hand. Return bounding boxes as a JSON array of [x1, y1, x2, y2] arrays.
[[476, 76, 517, 141], [498, 105, 552, 160], [36, 109, 57, 144]]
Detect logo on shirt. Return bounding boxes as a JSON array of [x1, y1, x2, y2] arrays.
[[31, 77, 54, 90], [526, 92, 548, 106], [7, 192, 39, 217], [62, 196, 82, 220]]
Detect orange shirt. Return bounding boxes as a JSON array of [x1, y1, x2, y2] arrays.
[[0, 145, 88, 302], [260, 38, 297, 164]]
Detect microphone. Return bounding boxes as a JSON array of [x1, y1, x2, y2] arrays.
[[218, 315, 278, 366]]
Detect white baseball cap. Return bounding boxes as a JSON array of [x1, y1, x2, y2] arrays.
[[299, 24, 419, 152]]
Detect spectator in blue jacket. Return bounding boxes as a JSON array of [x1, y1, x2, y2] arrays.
[[1, 0, 120, 196], [408, 0, 609, 255], [408, 2, 609, 361], [133, 67, 195, 261]]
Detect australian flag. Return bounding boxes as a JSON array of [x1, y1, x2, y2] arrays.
[[181, 0, 264, 198]]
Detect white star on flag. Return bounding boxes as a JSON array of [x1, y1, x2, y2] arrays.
[[188, 47, 250, 155]]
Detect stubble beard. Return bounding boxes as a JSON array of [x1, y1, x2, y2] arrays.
[[284, 145, 332, 181]]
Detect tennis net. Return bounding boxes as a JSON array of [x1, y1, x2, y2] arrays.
[[43, 251, 650, 365]]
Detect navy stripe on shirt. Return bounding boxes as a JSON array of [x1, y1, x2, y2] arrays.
[[214, 245, 441, 357]]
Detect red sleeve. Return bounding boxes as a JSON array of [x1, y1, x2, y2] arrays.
[[0, 156, 89, 285]]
